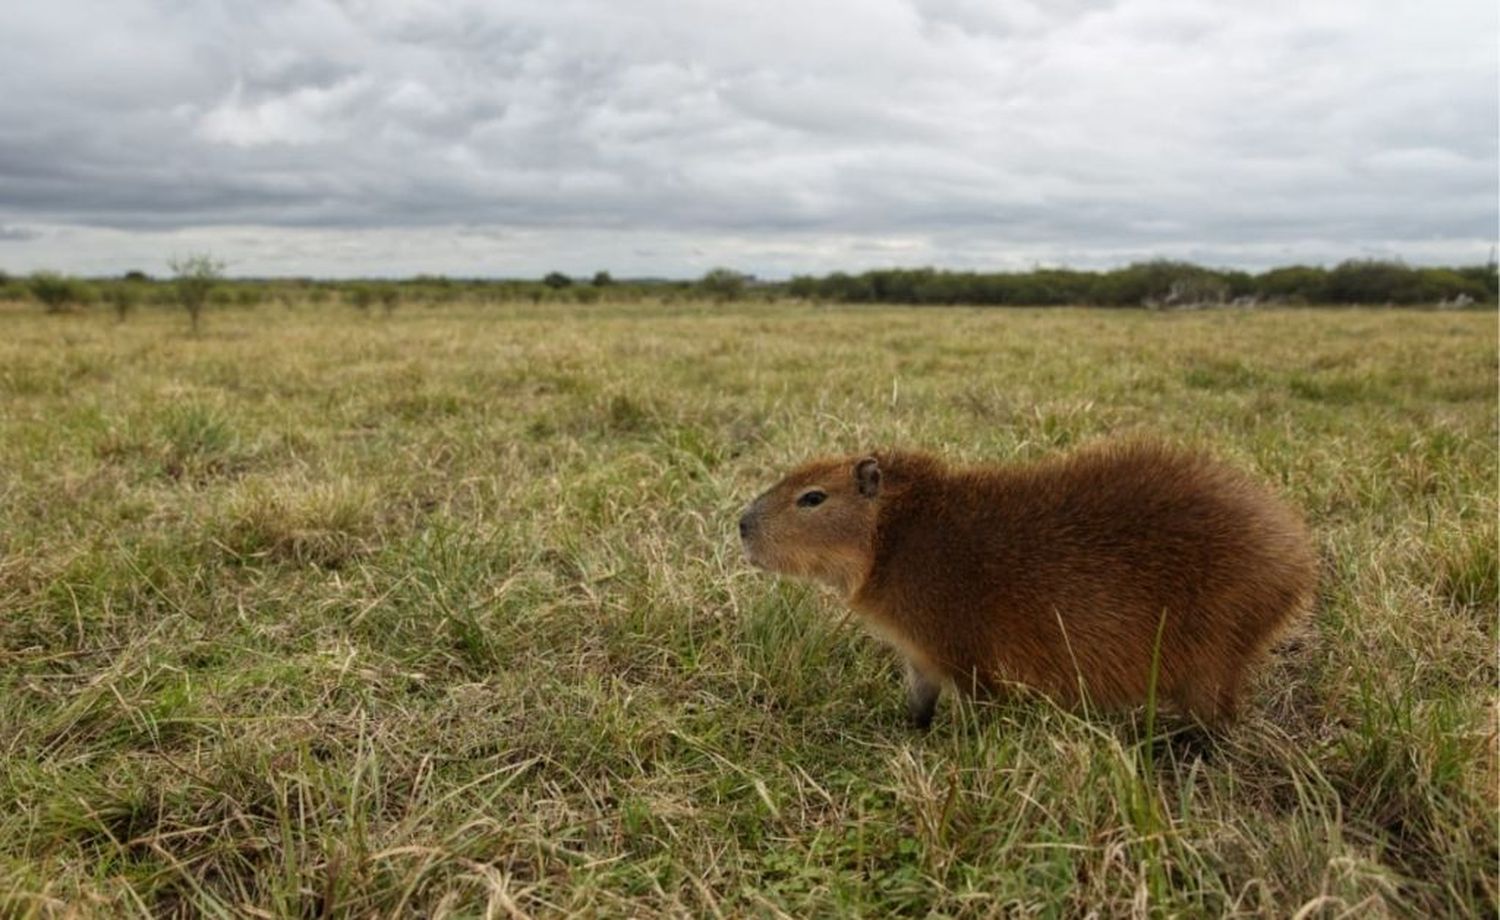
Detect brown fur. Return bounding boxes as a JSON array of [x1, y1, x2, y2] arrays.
[[739, 440, 1317, 728]]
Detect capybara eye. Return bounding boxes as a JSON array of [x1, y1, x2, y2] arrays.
[[797, 490, 827, 508]]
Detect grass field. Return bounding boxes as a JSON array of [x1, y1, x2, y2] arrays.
[[0, 300, 1495, 917]]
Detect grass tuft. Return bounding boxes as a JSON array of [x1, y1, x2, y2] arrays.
[[213, 478, 384, 569], [1434, 527, 1499, 618]]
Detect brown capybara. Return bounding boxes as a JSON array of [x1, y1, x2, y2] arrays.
[[738, 440, 1317, 729]]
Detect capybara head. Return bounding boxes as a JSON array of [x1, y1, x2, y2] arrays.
[[740, 454, 883, 594]]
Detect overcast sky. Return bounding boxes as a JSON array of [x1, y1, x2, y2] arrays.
[[0, 0, 1495, 278]]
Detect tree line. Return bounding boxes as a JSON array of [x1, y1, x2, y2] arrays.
[[785, 259, 1497, 307], [1, 258, 1494, 327]]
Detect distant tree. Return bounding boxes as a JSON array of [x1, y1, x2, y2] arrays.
[[543, 271, 572, 289], [1411, 267, 1489, 305], [786, 275, 819, 299], [123, 269, 151, 282], [169, 253, 225, 334], [104, 281, 144, 321], [1455, 263, 1499, 302], [1220, 269, 1255, 299], [699, 267, 748, 301], [820, 271, 863, 302], [349, 284, 376, 312], [1255, 265, 1328, 304], [1091, 260, 1217, 307], [591, 270, 613, 287], [29, 271, 86, 313], [1324, 259, 1414, 305]]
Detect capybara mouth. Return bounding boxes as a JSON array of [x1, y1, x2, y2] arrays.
[[740, 540, 763, 567]]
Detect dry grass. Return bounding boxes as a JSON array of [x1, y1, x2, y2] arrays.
[[0, 299, 1495, 917]]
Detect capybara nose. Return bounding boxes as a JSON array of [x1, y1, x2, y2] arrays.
[[738, 513, 753, 539]]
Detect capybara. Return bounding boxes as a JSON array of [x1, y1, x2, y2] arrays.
[[739, 440, 1316, 728]]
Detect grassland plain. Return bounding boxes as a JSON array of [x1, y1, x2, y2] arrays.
[[0, 299, 1494, 918]]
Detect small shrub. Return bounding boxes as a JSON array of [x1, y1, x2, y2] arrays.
[[1325, 259, 1415, 305], [103, 282, 144, 321], [28, 271, 87, 313], [349, 284, 376, 312], [157, 404, 245, 481], [169, 254, 225, 334], [699, 267, 748, 302], [215, 480, 382, 569]]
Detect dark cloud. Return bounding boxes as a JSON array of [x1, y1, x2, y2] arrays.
[[0, 0, 1493, 276], [0, 225, 40, 242]]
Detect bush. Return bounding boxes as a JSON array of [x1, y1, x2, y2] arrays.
[[1256, 266, 1328, 303], [543, 272, 572, 289], [1410, 268, 1489, 305], [103, 281, 145, 321], [28, 271, 88, 313], [1325, 260, 1414, 304], [169, 254, 225, 334], [1455, 264, 1499, 302], [1093, 261, 1225, 307], [349, 284, 376, 312], [699, 267, 748, 302]]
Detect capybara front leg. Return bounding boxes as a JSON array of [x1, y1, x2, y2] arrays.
[[905, 659, 941, 730]]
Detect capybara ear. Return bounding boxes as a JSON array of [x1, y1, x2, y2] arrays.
[[855, 456, 881, 497]]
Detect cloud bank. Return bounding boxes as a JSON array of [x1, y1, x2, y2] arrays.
[[0, 0, 1494, 276]]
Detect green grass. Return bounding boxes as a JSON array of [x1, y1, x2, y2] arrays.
[[1, 300, 1495, 917]]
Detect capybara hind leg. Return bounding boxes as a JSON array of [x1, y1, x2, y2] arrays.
[[905, 660, 941, 730]]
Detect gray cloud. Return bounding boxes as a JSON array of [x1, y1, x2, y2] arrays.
[[0, 0, 1494, 277], [0, 225, 40, 242]]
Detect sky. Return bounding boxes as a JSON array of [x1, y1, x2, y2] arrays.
[[0, 0, 1495, 279]]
